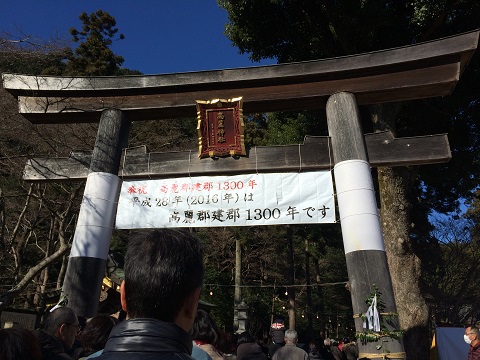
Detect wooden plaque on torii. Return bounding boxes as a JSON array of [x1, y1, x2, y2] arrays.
[[196, 97, 246, 158]]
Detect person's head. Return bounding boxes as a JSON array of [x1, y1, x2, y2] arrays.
[[465, 326, 480, 345], [324, 338, 331, 347], [191, 309, 220, 346], [80, 315, 118, 352], [272, 315, 284, 325], [309, 339, 319, 353], [0, 327, 42, 360], [121, 229, 204, 332], [284, 329, 298, 345], [43, 306, 79, 350], [237, 331, 255, 346]]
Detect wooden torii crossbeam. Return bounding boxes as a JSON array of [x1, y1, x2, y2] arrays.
[[22, 131, 451, 181], [3, 30, 478, 359], [2, 30, 478, 123]]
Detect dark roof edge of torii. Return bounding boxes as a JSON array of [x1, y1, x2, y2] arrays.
[[2, 30, 479, 124]]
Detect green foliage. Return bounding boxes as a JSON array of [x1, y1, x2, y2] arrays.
[[264, 111, 326, 145], [220, 0, 411, 62], [110, 230, 130, 255], [465, 188, 480, 241], [243, 113, 268, 146], [263, 112, 308, 145], [421, 210, 480, 324], [220, 0, 480, 62], [243, 110, 327, 148], [65, 10, 126, 76]]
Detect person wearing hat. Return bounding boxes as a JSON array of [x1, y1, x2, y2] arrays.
[[268, 316, 285, 358]]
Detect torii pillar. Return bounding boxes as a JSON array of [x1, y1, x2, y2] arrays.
[[327, 92, 404, 357], [62, 109, 130, 318]]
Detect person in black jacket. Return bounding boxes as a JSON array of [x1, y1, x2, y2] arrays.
[[73, 315, 118, 359], [35, 306, 79, 360], [0, 327, 42, 360], [96, 229, 205, 360], [236, 331, 267, 360]]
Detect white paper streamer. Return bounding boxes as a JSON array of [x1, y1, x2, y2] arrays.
[[363, 294, 381, 332]]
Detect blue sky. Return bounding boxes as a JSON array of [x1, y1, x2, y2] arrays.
[[0, 1, 275, 75]]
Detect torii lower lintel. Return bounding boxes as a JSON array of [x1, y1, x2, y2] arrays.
[[22, 131, 451, 182]]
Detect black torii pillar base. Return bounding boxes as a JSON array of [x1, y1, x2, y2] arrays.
[[326, 92, 404, 358], [62, 109, 130, 318]]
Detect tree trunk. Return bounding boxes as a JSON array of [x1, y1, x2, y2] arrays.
[[305, 239, 313, 338], [0, 187, 5, 250], [57, 254, 68, 290], [33, 273, 42, 308], [40, 266, 49, 306], [234, 237, 242, 331], [371, 103, 430, 359], [286, 226, 296, 329], [314, 256, 327, 337], [377, 166, 430, 359]]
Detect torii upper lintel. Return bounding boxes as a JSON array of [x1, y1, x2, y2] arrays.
[[1, 30, 478, 124]]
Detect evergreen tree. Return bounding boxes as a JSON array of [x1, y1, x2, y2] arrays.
[[66, 10, 126, 76]]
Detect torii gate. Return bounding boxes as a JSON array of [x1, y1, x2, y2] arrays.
[[3, 30, 478, 359]]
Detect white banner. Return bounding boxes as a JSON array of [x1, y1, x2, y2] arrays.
[[115, 172, 335, 229]]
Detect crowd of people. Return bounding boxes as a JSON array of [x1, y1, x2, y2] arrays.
[[0, 229, 478, 359], [0, 229, 348, 360]]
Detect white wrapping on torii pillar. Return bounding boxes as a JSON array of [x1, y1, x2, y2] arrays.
[[334, 159, 385, 254], [70, 172, 122, 259]]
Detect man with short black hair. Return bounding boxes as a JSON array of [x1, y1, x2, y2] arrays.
[[97, 229, 205, 359], [272, 329, 308, 360], [465, 326, 480, 360], [35, 306, 78, 360]]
